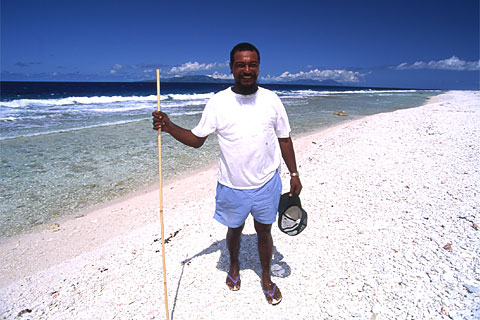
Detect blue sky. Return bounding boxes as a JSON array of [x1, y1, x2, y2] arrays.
[[1, 0, 479, 89]]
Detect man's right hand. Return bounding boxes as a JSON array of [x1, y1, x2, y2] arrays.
[[152, 110, 170, 132], [152, 110, 207, 148]]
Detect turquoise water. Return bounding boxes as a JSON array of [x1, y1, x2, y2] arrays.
[[0, 84, 441, 239]]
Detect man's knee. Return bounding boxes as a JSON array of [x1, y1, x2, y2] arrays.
[[254, 220, 272, 234], [227, 223, 245, 236]]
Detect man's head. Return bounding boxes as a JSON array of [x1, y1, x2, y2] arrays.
[[229, 43, 260, 94], [230, 42, 260, 65]]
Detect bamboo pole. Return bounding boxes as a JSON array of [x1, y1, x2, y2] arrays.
[[156, 69, 170, 320]]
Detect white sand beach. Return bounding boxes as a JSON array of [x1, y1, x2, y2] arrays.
[[1, 90, 479, 319]]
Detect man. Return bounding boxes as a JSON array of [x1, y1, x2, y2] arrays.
[[152, 42, 302, 305]]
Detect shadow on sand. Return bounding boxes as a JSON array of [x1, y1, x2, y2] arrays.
[[170, 233, 291, 319]]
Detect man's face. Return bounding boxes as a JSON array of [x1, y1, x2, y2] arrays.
[[230, 50, 259, 90]]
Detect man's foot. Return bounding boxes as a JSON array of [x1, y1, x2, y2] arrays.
[[226, 273, 241, 291], [263, 282, 282, 305], [226, 225, 243, 291]]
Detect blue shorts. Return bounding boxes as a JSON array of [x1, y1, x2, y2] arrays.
[[214, 172, 282, 228]]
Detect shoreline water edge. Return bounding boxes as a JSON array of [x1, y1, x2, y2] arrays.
[[1, 90, 479, 319], [0, 83, 440, 240]]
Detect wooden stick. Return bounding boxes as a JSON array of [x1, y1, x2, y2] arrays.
[[156, 69, 170, 320]]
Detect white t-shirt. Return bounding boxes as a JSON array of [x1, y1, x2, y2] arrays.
[[191, 87, 291, 189]]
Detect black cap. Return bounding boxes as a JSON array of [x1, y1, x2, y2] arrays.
[[277, 193, 307, 236]]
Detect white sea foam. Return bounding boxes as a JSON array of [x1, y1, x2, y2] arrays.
[[0, 117, 17, 122], [0, 95, 158, 109], [0, 92, 216, 109], [170, 111, 204, 116], [161, 100, 208, 108], [89, 105, 153, 113], [1, 90, 420, 111], [1, 89, 437, 141], [167, 93, 215, 100], [0, 118, 149, 141], [274, 89, 420, 98], [0, 115, 52, 122]]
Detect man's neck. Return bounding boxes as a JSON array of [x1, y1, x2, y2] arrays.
[[231, 84, 258, 95]]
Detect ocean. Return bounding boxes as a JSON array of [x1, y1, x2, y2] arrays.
[[0, 81, 441, 239]]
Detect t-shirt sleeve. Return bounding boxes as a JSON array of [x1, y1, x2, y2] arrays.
[[273, 94, 291, 138], [191, 98, 217, 138]]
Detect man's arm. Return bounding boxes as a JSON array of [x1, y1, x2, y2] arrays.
[[278, 137, 302, 196], [153, 111, 207, 148]]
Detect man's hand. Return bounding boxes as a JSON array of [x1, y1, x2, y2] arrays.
[[152, 110, 171, 132], [152, 110, 207, 148], [289, 176, 302, 196]]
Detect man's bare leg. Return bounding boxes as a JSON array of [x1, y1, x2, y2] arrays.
[[226, 223, 244, 290], [254, 220, 282, 304]]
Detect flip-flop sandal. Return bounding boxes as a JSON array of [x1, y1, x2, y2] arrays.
[[263, 283, 282, 305], [226, 274, 241, 291]]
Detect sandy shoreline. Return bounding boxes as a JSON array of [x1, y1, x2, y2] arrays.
[[1, 91, 479, 319], [0, 108, 363, 287]]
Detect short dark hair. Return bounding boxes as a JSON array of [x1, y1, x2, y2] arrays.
[[230, 42, 260, 64]]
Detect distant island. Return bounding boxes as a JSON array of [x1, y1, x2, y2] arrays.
[[160, 75, 232, 83], [149, 75, 345, 87]]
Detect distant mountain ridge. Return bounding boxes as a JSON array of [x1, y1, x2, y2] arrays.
[[161, 75, 231, 83], [159, 75, 344, 86], [280, 79, 343, 86]]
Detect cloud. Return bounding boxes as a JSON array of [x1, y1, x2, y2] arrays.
[[111, 63, 124, 71], [395, 56, 480, 71], [107, 63, 168, 79], [106, 61, 228, 79], [1, 70, 98, 81], [109, 63, 167, 72], [208, 72, 233, 80], [262, 69, 364, 83], [3, 62, 162, 81], [168, 61, 227, 75]]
